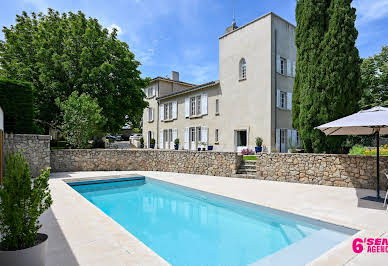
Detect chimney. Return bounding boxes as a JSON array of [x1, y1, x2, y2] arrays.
[[171, 71, 179, 81]]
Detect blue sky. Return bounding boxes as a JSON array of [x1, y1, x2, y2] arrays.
[[1, 0, 387, 84]]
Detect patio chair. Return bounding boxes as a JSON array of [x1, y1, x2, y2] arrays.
[[384, 170, 388, 210]]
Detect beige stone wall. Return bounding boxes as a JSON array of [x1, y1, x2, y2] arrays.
[[4, 134, 51, 177], [256, 153, 388, 190], [51, 149, 242, 177]]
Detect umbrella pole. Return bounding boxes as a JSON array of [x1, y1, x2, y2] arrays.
[[376, 130, 380, 199]]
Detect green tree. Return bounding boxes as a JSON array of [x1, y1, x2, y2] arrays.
[[360, 46, 388, 108], [57, 91, 104, 148], [0, 9, 148, 133], [293, 0, 361, 153], [0, 152, 52, 250]]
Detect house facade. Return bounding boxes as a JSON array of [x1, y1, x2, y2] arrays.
[[142, 12, 300, 152]]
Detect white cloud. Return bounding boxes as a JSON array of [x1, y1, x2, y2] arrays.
[[106, 24, 123, 35], [354, 0, 388, 25], [184, 64, 218, 84]]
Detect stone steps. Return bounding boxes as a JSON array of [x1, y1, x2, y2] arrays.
[[234, 160, 257, 179]]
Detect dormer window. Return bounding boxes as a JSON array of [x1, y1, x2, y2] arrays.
[[239, 58, 246, 80]]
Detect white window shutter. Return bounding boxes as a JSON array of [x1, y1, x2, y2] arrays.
[[287, 92, 293, 110], [292, 130, 297, 146], [151, 108, 154, 121], [185, 97, 190, 117], [173, 128, 178, 143], [147, 108, 150, 122], [201, 126, 208, 144], [277, 90, 281, 108], [276, 55, 281, 73], [201, 93, 208, 115], [276, 129, 280, 152], [287, 60, 291, 76], [287, 129, 292, 149], [159, 130, 163, 149], [172, 101, 177, 119], [292, 61, 296, 77], [145, 88, 148, 97], [151, 131, 154, 140], [184, 127, 189, 149], [160, 104, 164, 121], [152, 86, 156, 96]]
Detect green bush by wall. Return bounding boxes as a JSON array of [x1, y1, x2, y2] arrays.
[[0, 78, 34, 133]]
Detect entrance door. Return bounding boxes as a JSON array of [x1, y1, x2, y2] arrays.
[[235, 130, 247, 152], [164, 130, 169, 150], [280, 129, 286, 153], [190, 127, 196, 150]]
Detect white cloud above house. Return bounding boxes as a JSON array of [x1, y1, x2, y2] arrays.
[[354, 0, 388, 25]]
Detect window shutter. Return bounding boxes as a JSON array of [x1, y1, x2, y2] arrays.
[[287, 60, 291, 76], [159, 130, 163, 149], [151, 108, 154, 121], [152, 86, 156, 96], [160, 104, 164, 121], [277, 90, 281, 108], [184, 128, 189, 149], [185, 97, 190, 117], [151, 131, 154, 140], [201, 126, 208, 144], [276, 55, 281, 73], [287, 129, 292, 150], [201, 93, 208, 115], [276, 128, 280, 152], [287, 92, 293, 110], [172, 101, 177, 119], [147, 108, 150, 122], [292, 130, 297, 146], [292, 61, 296, 77], [145, 88, 148, 97]]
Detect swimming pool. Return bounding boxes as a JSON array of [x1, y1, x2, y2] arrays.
[[69, 177, 356, 265]]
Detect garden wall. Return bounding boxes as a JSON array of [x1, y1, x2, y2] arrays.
[[4, 134, 51, 176], [51, 149, 242, 177], [256, 153, 388, 190]]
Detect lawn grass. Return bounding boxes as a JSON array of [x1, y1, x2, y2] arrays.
[[243, 155, 257, 161]]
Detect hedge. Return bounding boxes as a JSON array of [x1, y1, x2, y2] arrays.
[[0, 78, 34, 133]]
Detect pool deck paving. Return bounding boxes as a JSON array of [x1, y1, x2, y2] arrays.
[[43, 171, 388, 265]]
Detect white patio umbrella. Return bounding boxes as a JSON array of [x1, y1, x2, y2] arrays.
[[316, 106, 388, 202]]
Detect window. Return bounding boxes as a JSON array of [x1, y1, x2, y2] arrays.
[[196, 127, 201, 142], [190, 127, 195, 142], [164, 102, 173, 120], [148, 108, 153, 122], [215, 99, 219, 114], [168, 129, 173, 142], [190, 95, 202, 116], [280, 91, 286, 109], [163, 129, 168, 142], [215, 129, 219, 142], [280, 58, 286, 75], [239, 58, 246, 80]]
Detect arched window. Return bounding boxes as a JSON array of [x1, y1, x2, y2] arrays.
[[239, 58, 246, 80]]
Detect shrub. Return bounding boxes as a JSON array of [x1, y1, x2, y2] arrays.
[[349, 144, 388, 155], [0, 78, 34, 133], [0, 151, 52, 250], [174, 138, 180, 145], [56, 91, 105, 149], [140, 137, 144, 145], [241, 148, 255, 155], [349, 144, 366, 155], [255, 137, 263, 147], [150, 138, 156, 145]]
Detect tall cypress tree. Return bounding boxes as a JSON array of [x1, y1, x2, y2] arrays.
[[293, 0, 361, 153], [293, 0, 331, 152]]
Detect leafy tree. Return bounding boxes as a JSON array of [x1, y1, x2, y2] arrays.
[[57, 91, 104, 148], [359, 46, 388, 108], [293, 0, 361, 153], [0, 9, 148, 133], [0, 151, 52, 250]]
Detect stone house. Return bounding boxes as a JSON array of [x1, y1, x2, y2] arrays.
[[142, 12, 300, 152]]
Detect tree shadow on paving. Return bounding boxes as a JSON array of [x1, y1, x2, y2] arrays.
[[39, 208, 79, 266]]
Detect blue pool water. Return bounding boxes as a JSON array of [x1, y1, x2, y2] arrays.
[[70, 178, 354, 266]]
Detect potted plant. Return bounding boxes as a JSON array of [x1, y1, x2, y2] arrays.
[[255, 137, 263, 153], [174, 138, 179, 150], [199, 142, 207, 151], [150, 138, 156, 149], [140, 137, 144, 148], [0, 151, 52, 266], [208, 145, 213, 151]]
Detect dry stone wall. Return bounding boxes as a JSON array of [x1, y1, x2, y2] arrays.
[[51, 149, 242, 177], [4, 134, 51, 177], [256, 153, 388, 190]]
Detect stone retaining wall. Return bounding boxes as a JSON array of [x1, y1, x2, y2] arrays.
[[4, 134, 51, 176], [51, 149, 242, 177], [256, 153, 388, 190]]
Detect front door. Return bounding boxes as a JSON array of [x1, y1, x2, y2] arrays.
[[235, 130, 247, 152], [190, 127, 196, 150], [280, 129, 286, 153], [164, 130, 169, 150]]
